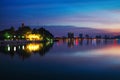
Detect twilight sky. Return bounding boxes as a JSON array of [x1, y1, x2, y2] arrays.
[[1, 0, 120, 31]]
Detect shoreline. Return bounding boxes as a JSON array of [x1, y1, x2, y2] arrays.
[[0, 40, 46, 45]]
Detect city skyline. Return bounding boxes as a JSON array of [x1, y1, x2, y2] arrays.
[[1, 0, 120, 32], [1, 1, 120, 79]]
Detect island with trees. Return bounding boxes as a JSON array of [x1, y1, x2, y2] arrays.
[[0, 23, 54, 44]]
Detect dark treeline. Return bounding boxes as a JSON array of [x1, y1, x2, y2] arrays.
[[0, 23, 54, 41]]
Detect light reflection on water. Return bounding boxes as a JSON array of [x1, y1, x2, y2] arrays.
[[26, 43, 43, 53], [0, 42, 53, 59], [0, 39, 120, 79], [1, 39, 120, 61], [1, 39, 120, 59]]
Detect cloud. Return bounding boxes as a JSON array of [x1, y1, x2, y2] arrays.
[[1, 0, 120, 29]]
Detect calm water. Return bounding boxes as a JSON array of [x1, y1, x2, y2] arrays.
[[0, 39, 120, 80]]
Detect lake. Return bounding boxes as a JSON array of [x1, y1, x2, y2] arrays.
[[0, 39, 120, 80]]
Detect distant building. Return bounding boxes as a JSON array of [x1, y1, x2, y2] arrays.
[[68, 32, 74, 38], [85, 34, 89, 39], [79, 34, 83, 38]]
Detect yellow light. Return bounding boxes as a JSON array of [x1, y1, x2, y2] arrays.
[[25, 33, 43, 41], [26, 43, 43, 52]]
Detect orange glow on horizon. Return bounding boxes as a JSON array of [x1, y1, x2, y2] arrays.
[[106, 29, 120, 33], [96, 27, 120, 33]]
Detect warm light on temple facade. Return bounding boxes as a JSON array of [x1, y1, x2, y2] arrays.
[[25, 33, 43, 41]]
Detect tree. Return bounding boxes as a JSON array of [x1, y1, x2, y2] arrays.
[[38, 27, 54, 41]]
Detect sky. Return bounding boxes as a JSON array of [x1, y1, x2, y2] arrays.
[[1, 0, 120, 31]]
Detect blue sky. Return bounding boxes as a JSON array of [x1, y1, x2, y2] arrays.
[[1, 0, 120, 31]]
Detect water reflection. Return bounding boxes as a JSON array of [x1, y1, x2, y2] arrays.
[[1, 39, 120, 80], [57, 38, 115, 48], [26, 43, 43, 53], [0, 42, 53, 59], [0, 39, 120, 59]]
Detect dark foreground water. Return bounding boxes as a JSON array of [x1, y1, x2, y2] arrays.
[[0, 39, 120, 80]]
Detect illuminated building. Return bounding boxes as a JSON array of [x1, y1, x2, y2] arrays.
[[0, 23, 54, 41], [25, 33, 43, 41]]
